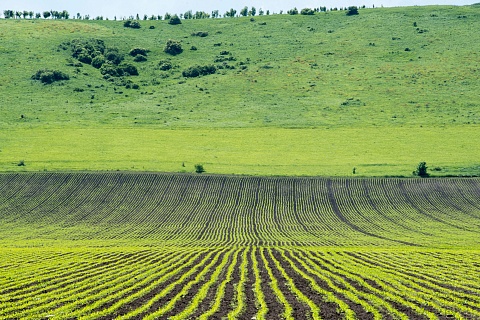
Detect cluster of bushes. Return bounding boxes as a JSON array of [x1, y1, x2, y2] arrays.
[[31, 69, 69, 84], [182, 65, 216, 78], [158, 59, 173, 71], [65, 38, 138, 78], [123, 20, 141, 28]]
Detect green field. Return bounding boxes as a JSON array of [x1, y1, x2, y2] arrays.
[[1, 173, 480, 319], [0, 5, 479, 176]]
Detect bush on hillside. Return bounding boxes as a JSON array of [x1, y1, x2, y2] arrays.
[[71, 38, 106, 60], [191, 31, 209, 37], [91, 55, 106, 68], [100, 62, 138, 77], [182, 65, 216, 78], [129, 48, 149, 57], [105, 48, 124, 65], [164, 39, 183, 55], [168, 14, 181, 25], [32, 69, 69, 84], [124, 20, 141, 28], [158, 60, 173, 71], [346, 6, 359, 16], [301, 8, 315, 15], [133, 55, 147, 62]]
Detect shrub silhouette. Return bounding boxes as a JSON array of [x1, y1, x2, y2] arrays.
[[164, 39, 183, 55], [413, 162, 429, 177], [32, 69, 69, 84]]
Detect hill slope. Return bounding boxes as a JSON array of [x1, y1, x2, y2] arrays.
[[0, 5, 479, 175]]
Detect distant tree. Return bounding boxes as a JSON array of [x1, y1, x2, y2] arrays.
[[195, 11, 209, 19], [22, 11, 28, 19], [225, 8, 236, 18], [143, 14, 148, 20], [168, 14, 181, 25], [249, 7, 256, 16], [259, 8, 264, 15], [62, 10, 70, 19], [184, 10, 193, 19], [212, 10, 219, 18], [240, 6, 248, 17], [28, 11, 34, 19], [43, 11, 51, 19], [413, 162, 429, 177], [346, 6, 359, 15], [157, 15, 162, 20], [15, 11, 21, 19], [287, 7, 299, 15], [3, 10, 14, 18], [164, 12, 171, 20], [266, 10, 270, 15], [77, 12, 81, 19], [35, 12, 41, 19], [136, 13, 140, 20]]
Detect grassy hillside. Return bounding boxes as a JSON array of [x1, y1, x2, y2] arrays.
[[0, 5, 479, 175]]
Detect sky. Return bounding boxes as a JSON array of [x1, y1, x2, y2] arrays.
[[1, 0, 474, 19]]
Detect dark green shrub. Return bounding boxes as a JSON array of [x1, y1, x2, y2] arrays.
[[129, 48, 149, 57], [191, 31, 208, 37], [168, 14, 181, 25], [32, 69, 69, 84], [182, 65, 216, 78], [134, 55, 147, 62], [71, 38, 105, 60], [100, 62, 121, 77], [77, 52, 92, 64], [158, 60, 173, 71], [346, 6, 359, 15], [164, 39, 183, 55], [121, 63, 139, 75], [413, 162, 429, 177], [301, 8, 315, 15], [105, 49, 124, 65], [91, 55, 106, 68], [287, 7, 299, 15], [195, 164, 205, 173], [124, 20, 141, 28]]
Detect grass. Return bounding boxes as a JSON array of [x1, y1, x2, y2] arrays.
[[0, 5, 479, 176], [1, 126, 479, 176]]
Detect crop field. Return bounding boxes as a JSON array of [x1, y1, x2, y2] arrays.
[[1, 173, 480, 319]]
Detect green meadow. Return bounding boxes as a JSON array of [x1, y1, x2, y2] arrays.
[[1, 5, 479, 176]]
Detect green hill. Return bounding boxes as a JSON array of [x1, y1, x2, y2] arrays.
[[0, 5, 479, 176]]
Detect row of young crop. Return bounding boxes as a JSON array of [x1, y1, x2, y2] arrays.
[[0, 173, 479, 246], [1, 247, 480, 319]]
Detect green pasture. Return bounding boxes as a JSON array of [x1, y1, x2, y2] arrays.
[[1, 126, 478, 176], [0, 5, 479, 176]]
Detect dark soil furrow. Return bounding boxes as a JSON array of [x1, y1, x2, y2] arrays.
[[263, 248, 309, 319], [256, 248, 283, 320], [210, 250, 243, 319], [96, 251, 207, 318], [160, 250, 229, 319], [188, 249, 237, 318], [278, 249, 362, 320], [242, 248, 258, 319]]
